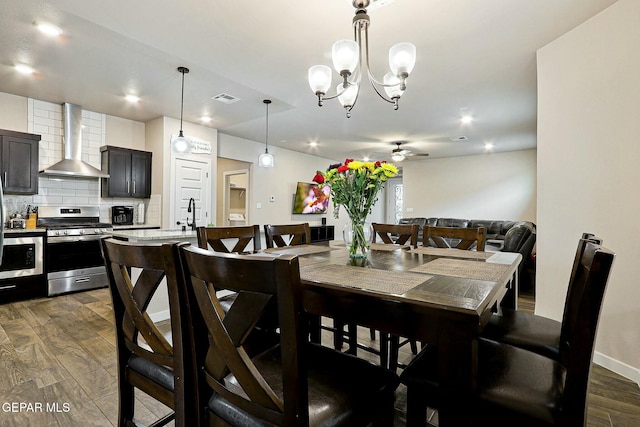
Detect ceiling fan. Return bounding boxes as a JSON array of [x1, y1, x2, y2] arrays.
[[390, 142, 429, 162]]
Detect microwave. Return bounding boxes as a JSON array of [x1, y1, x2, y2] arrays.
[[111, 206, 134, 225], [0, 236, 44, 280]]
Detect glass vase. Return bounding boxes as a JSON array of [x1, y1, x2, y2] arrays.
[[343, 219, 373, 259]]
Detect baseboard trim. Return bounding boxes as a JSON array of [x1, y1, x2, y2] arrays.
[[594, 351, 640, 386], [149, 310, 170, 323]]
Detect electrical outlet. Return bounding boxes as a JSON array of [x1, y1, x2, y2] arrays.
[[406, 207, 414, 212], [270, 195, 275, 202], [257, 203, 262, 209]]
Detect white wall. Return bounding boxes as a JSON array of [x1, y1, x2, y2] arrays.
[[537, 0, 640, 383], [403, 149, 537, 223]]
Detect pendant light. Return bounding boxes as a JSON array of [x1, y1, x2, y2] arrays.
[[171, 66, 191, 154], [258, 99, 274, 168]]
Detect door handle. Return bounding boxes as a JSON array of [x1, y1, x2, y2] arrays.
[[0, 284, 17, 290], [132, 180, 136, 194]]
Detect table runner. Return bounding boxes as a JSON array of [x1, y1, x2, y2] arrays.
[[410, 257, 510, 281], [263, 245, 333, 256], [301, 263, 430, 295], [411, 247, 494, 260]]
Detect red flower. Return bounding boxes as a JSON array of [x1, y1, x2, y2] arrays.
[[345, 158, 354, 165], [337, 165, 349, 173], [312, 173, 325, 184], [374, 161, 381, 167]]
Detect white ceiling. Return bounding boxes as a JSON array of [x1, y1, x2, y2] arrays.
[[0, 0, 617, 162]]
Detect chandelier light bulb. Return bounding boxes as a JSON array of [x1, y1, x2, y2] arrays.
[[337, 83, 358, 108], [332, 39, 359, 74], [308, 65, 332, 94], [389, 43, 416, 76], [383, 72, 404, 99]]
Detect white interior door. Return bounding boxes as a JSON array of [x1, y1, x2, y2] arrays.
[[173, 157, 211, 229]]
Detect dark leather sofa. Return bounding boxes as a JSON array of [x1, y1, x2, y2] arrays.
[[398, 217, 536, 288]]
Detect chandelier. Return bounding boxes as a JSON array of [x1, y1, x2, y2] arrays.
[[308, 0, 416, 118]]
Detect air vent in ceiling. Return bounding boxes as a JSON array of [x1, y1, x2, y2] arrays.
[[212, 93, 241, 104], [450, 136, 469, 142]]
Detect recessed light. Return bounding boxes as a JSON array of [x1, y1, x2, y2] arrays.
[[15, 64, 35, 75], [460, 115, 473, 124], [200, 115, 212, 123], [484, 143, 494, 150], [37, 22, 63, 37], [125, 94, 140, 103], [308, 141, 318, 147]]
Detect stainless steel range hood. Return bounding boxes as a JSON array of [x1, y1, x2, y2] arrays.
[[39, 103, 109, 178]]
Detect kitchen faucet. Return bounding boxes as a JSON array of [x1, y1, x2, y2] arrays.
[[186, 198, 196, 231]]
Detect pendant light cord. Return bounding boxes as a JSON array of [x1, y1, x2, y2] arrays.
[[263, 99, 271, 152], [177, 66, 190, 134]]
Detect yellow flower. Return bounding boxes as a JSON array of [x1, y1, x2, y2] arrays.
[[347, 160, 364, 170]]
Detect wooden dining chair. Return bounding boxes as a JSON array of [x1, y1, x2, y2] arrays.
[[372, 222, 419, 248], [481, 233, 602, 361], [368, 222, 420, 370], [178, 245, 400, 426], [196, 224, 261, 254], [264, 223, 311, 248], [400, 239, 615, 427], [423, 225, 487, 251], [101, 238, 196, 427], [196, 225, 261, 316]]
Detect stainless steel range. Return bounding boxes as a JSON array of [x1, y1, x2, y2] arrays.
[[37, 206, 113, 296]]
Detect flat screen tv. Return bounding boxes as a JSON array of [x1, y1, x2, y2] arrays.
[[292, 181, 331, 214]]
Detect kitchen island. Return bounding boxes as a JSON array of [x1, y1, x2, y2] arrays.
[[105, 228, 198, 321], [107, 228, 197, 242]]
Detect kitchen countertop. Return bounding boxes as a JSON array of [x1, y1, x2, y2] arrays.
[[111, 224, 161, 230], [4, 228, 46, 235], [107, 228, 197, 242]]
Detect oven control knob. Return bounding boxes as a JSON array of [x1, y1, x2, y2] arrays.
[[79, 230, 85, 235], [63, 230, 68, 235]]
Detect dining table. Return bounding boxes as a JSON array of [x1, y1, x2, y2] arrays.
[[264, 242, 522, 427]]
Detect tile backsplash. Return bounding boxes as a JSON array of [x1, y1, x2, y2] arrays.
[[4, 98, 160, 226]]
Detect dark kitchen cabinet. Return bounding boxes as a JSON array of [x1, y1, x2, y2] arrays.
[[100, 146, 152, 198], [0, 129, 40, 195]]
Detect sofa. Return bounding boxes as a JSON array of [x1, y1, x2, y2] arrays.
[[398, 217, 536, 290]]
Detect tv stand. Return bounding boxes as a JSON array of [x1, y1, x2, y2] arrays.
[[310, 225, 334, 243]]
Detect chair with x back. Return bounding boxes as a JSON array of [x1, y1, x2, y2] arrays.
[[372, 222, 419, 248], [264, 223, 311, 248], [400, 238, 615, 426], [197, 225, 261, 254], [367, 222, 420, 369], [178, 245, 400, 426], [101, 238, 196, 427], [423, 225, 487, 251], [481, 232, 603, 361]]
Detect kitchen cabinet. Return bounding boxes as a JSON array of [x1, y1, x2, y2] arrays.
[[100, 146, 152, 198], [0, 129, 40, 195]]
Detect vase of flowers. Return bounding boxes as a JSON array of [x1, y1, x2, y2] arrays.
[[313, 158, 399, 258], [342, 220, 373, 258]]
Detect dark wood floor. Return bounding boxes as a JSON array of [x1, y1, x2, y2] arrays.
[[0, 288, 638, 426]]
